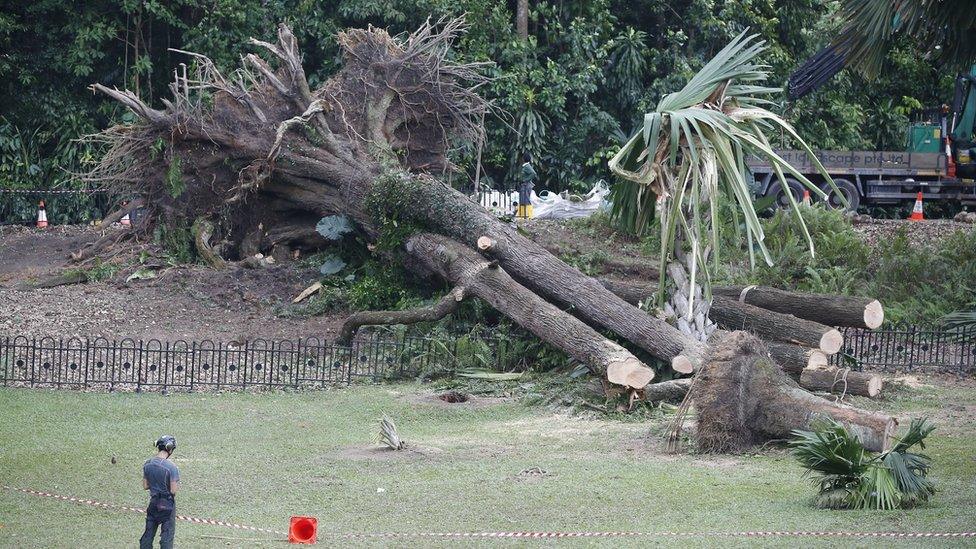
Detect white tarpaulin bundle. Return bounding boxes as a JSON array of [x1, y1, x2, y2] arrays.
[[477, 181, 610, 220], [530, 181, 610, 220]]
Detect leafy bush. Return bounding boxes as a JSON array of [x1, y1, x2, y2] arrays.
[[790, 418, 935, 510]]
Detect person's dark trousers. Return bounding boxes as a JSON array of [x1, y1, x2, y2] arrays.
[[140, 496, 176, 549]]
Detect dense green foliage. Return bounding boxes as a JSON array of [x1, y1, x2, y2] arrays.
[[0, 0, 953, 195], [790, 418, 936, 510]]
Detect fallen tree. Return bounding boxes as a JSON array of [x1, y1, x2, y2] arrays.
[[83, 21, 697, 389], [81, 19, 890, 451]]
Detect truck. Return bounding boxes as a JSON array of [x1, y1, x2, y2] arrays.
[[749, 65, 976, 211]]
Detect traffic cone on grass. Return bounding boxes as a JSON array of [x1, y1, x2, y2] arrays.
[[801, 189, 811, 207], [36, 200, 48, 229], [288, 516, 317, 544], [908, 192, 924, 221]]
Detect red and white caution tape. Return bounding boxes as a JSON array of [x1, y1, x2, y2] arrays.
[[5, 485, 976, 541], [2, 485, 286, 537]]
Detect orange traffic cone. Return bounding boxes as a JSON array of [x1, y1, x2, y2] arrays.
[[36, 200, 48, 229], [801, 189, 811, 207], [288, 516, 317, 544], [908, 192, 924, 221]]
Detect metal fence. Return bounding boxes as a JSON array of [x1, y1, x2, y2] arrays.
[[831, 323, 976, 374], [0, 188, 114, 226], [0, 333, 456, 392]]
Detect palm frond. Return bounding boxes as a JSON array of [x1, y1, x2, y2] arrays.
[[836, 0, 976, 77], [790, 418, 936, 510]]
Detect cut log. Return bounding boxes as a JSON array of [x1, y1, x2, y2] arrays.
[[695, 331, 894, 453], [712, 285, 884, 329], [642, 378, 692, 403], [710, 296, 843, 354], [800, 365, 883, 399], [408, 233, 655, 389], [766, 342, 828, 378]]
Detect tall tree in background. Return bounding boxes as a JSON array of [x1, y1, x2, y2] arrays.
[[609, 32, 837, 341], [516, 0, 529, 41]]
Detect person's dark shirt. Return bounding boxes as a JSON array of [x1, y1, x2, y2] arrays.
[[143, 457, 180, 498]]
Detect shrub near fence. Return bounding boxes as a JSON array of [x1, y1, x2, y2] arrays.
[[831, 323, 976, 374], [0, 334, 448, 392]]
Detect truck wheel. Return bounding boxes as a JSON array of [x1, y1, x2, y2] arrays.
[[765, 179, 804, 209], [819, 179, 859, 211]]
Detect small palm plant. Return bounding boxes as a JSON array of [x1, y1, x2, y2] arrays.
[[609, 30, 838, 341], [789, 418, 936, 510]]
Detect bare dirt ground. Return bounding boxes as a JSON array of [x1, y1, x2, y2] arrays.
[[0, 225, 344, 342]]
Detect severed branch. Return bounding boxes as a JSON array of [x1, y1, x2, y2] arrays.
[[338, 286, 467, 344]]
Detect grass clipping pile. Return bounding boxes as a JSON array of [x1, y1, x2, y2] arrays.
[[695, 332, 896, 453]]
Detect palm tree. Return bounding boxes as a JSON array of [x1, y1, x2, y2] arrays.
[[609, 31, 837, 341], [835, 0, 976, 77]]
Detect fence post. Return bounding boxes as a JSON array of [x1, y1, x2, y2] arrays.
[[136, 340, 143, 393]]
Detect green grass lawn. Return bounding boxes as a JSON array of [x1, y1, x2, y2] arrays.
[[1, 380, 974, 548]]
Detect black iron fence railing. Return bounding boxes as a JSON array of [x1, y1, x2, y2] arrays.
[[0, 188, 115, 226], [0, 333, 463, 392], [831, 323, 976, 374]]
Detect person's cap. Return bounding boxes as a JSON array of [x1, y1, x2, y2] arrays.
[[155, 435, 177, 453]]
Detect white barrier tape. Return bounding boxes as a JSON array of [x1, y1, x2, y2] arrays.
[[2, 485, 286, 537], [8, 484, 976, 541]]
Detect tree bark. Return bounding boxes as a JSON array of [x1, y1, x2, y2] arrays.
[[475, 234, 706, 374], [642, 378, 691, 403], [516, 0, 529, 41], [712, 285, 884, 329], [338, 287, 467, 344], [709, 295, 843, 354], [766, 341, 828, 378], [800, 365, 883, 399]]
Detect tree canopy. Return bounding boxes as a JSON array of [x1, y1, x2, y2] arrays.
[[0, 0, 954, 193]]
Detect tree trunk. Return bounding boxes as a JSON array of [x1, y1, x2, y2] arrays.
[[800, 365, 883, 399], [695, 331, 894, 453], [409, 233, 654, 388], [709, 296, 843, 354], [516, 0, 529, 41], [765, 341, 828, 378], [712, 285, 884, 329]]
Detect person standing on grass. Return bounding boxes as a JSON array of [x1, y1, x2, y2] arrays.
[[517, 152, 537, 219], [140, 435, 180, 549]]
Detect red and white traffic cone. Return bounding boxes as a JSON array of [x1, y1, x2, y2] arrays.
[[36, 200, 48, 229], [908, 192, 924, 221], [801, 189, 811, 207], [120, 211, 131, 227]]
